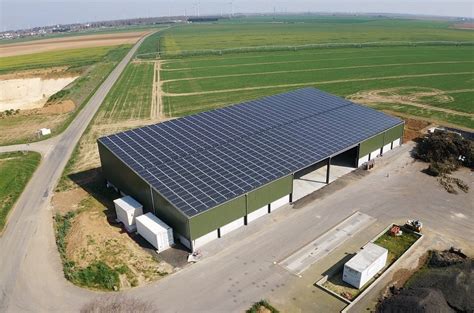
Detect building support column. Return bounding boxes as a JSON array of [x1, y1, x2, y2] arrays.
[[326, 157, 331, 184], [355, 144, 361, 167]]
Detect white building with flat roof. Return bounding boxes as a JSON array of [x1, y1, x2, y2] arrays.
[[343, 242, 388, 289]]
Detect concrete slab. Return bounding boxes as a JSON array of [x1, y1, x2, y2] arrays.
[[293, 164, 354, 201], [280, 212, 376, 275]]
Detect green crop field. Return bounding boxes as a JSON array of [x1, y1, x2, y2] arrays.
[[157, 17, 474, 55], [160, 43, 474, 129], [98, 62, 154, 121], [135, 28, 169, 59], [0, 46, 126, 74], [0, 151, 41, 232]]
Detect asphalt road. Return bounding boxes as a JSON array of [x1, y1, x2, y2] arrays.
[[0, 34, 148, 312]]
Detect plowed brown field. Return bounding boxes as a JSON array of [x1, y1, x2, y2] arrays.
[[0, 30, 150, 57]]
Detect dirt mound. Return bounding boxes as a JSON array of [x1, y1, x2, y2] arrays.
[[39, 99, 76, 114], [402, 117, 432, 142], [378, 250, 473, 313], [378, 288, 454, 313], [429, 248, 467, 268]]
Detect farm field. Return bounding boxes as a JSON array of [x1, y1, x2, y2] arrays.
[[62, 61, 157, 179], [158, 17, 474, 54], [135, 30, 168, 59], [0, 45, 128, 74], [0, 45, 132, 145], [160, 46, 474, 129], [0, 151, 41, 232], [0, 30, 150, 57]]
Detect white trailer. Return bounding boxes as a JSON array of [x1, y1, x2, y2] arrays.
[[113, 196, 143, 232], [38, 128, 51, 137], [136, 213, 174, 252], [343, 242, 388, 289]]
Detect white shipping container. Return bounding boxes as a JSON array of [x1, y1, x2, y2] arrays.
[[343, 242, 388, 289], [382, 143, 392, 154], [392, 138, 401, 148], [38, 128, 51, 136], [136, 213, 174, 252], [113, 196, 143, 232]]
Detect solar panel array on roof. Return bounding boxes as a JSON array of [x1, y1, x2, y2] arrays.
[[99, 88, 402, 217]]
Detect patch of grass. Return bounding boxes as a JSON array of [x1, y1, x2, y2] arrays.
[[135, 29, 167, 59], [54, 211, 76, 257], [0, 151, 41, 232], [54, 209, 131, 291], [370, 103, 474, 129], [323, 273, 360, 301], [246, 300, 279, 313], [374, 229, 420, 264], [73, 261, 120, 291], [99, 62, 154, 121]]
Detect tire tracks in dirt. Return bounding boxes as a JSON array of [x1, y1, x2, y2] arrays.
[[348, 87, 474, 117], [150, 60, 162, 119]]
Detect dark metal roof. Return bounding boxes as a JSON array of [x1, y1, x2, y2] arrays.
[[99, 88, 403, 217]]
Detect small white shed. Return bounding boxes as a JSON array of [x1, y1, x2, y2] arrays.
[[38, 128, 51, 136], [113, 196, 143, 232], [136, 213, 174, 252], [343, 242, 388, 289]]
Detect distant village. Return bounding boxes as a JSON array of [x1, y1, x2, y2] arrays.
[[0, 17, 185, 41]]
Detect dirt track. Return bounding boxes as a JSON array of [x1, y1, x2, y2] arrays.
[[348, 87, 474, 117], [0, 30, 150, 57], [150, 61, 162, 119]]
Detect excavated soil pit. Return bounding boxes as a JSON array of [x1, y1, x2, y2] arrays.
[[0, 76, 78, 111]]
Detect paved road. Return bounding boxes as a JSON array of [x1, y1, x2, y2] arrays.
[[0, 35, 149, 312]]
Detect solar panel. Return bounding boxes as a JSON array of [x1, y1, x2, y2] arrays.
[[99, 88, 402, 217]]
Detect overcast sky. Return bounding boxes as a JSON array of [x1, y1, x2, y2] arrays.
[[1, 0, 473, 31]]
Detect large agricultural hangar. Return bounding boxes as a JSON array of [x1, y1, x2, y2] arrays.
[[98, 88, 404, 251]]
